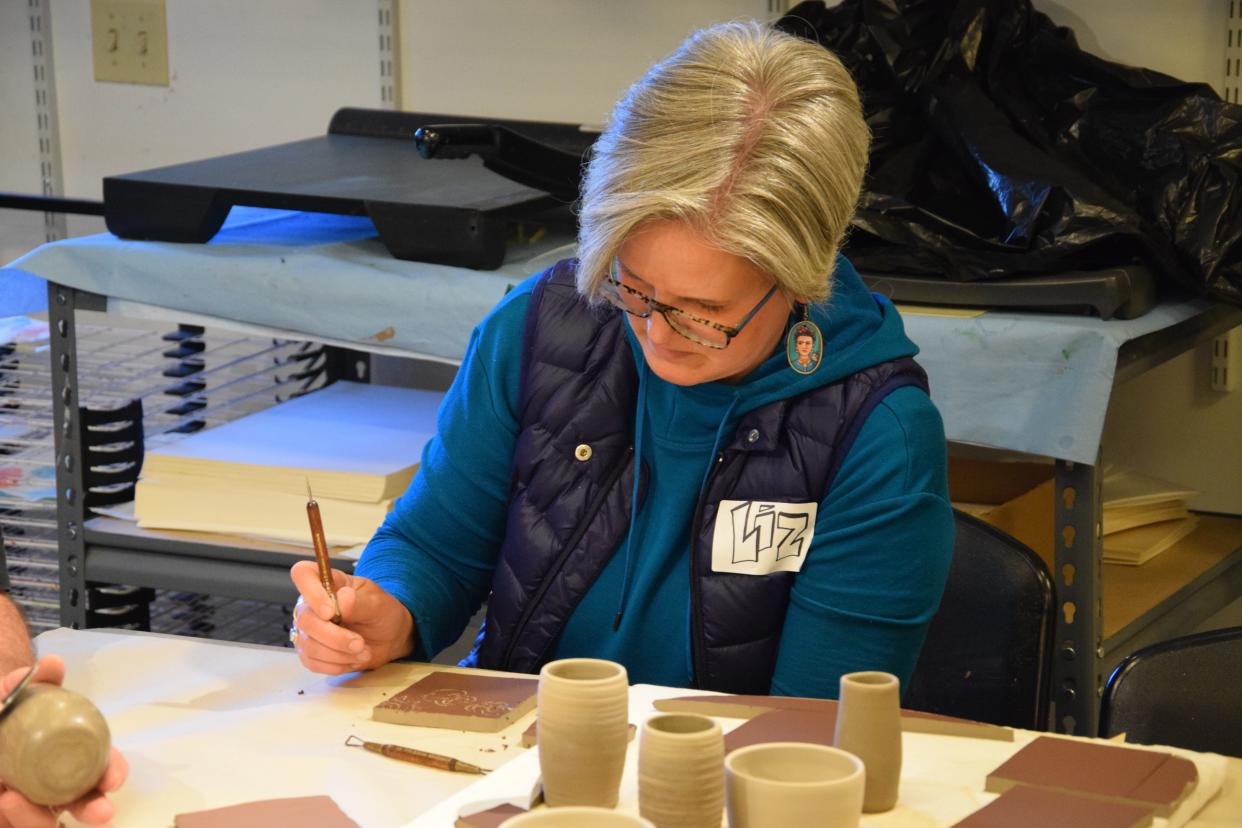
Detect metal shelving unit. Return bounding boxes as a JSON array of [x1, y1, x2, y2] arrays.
[[9, 293, 341, 645], [1048, 304, 1242, 735]]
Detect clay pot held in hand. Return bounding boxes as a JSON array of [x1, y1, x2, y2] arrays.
[[833, 671, 902, 813], [537, 658, 629, 808], [0, 683, 111, 806], [638, 713, 725, 828]]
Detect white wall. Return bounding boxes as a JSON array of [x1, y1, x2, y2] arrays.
[[0, 0, 775, 256], [1039, 0, 1224, 92], [0, 1, 1227, 212], [1103, 342, 1242, 515], [49, 0, 382, 197], [0, 2, 51, 265], [0, 0, 383, 248], [399, 0, 770, 125]]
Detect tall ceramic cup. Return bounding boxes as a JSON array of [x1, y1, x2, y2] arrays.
[[638, 713, 725, 828], [833, 670, 902, 812], [0, 683, 111, 806], [537, 658, 629, 808], [725, 742, 864, 828]]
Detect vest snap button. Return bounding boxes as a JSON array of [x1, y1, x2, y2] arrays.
[[746, 428, 760, 443], [574, 444, 593, 461]]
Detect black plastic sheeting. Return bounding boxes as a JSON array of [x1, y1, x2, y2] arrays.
[[776, 0, 1242, 306]]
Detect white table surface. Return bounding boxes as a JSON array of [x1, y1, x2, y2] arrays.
[[34, 628, 1241, 828]]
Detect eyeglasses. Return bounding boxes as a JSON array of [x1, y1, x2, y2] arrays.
[[603, 259, 779, 349]]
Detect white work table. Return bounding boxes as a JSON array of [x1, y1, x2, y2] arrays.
[[36, 628, 1241, 828]]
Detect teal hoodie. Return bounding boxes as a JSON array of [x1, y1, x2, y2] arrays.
[[357, 256, 954, 698]]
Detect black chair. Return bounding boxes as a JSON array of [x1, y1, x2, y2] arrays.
[[1099, 626, 1242, 757], [904, 509, 1056, 730]]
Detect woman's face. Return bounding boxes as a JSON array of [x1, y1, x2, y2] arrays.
[[796, 335, 814, 359], [614, 219, 791, 386]]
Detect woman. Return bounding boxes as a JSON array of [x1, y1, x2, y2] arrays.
[[291, 20, 954, 699]]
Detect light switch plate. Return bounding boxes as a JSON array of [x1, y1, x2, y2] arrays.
[[90, 0, 169, 86]]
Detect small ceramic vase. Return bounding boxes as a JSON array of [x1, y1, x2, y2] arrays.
[[501, 806, 655, 827], [833, 670, 902, 812], [537, 658, 629, 808], [638, 713, 725, 828], [725, 742, 864, 828], [0, 683, 111, 806]]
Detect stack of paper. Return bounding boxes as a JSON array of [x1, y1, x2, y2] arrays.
[[1103, 467, 1199, 566], [135, 381, 443, 546]]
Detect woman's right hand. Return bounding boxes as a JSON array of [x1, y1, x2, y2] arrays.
[[289, 561, 418, 674]]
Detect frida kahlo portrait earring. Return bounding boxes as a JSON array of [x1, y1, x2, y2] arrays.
[[786, 308, 823, 375]]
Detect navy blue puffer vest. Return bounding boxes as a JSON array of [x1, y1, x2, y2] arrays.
[[467, 260, 929, 694]]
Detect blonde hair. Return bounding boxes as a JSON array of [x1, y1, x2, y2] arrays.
[[577, 20, 869, 304]]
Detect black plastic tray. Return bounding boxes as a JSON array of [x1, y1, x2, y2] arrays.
[[102, 108, 595, 270]]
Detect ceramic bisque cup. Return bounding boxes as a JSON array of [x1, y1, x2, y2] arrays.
[[834, 670, 902, 813], [638, 713, 725, 828], [725, 742, 865, 828], [500, 806, 655, 827], [537, 658, 629, 808], [0, 683, 111, 806]]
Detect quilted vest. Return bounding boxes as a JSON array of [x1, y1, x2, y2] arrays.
[[466, 260, 929, 693]]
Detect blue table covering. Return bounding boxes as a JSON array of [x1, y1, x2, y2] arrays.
[[2, 208, 1211, 464]]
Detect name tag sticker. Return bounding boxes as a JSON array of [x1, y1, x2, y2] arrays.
[[710, 499, 817, 575]]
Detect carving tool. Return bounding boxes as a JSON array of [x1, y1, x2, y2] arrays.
[[306, 479, 342, 624], [0, 663, 37, 719], [344, 735, 488, 774]]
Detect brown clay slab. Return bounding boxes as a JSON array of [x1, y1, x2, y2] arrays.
[[724, 708, 837, 752], [1129, 754, 1201, 814], [952, 785, 1154, 828], [985, 737, 1197, 818], [520, 719, 538, 748], [655, 694, 1013, 741], [454, 803, 526, 828], [175, 795, 361, 827], [374, 670, 537, 733]]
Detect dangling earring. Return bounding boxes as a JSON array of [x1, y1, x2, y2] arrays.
[[786, 304, 823, 376]]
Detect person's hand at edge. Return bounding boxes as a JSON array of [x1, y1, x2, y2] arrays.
[[0, 655, 128, 828]]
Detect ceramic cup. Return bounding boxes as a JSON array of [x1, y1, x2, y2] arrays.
[[638, 713, 725, 828], [725, 742, 865, 828], [834, 670, 902, 812], [500, 807, 655, 827], [537, 658, 629, 808], [0, 682, 111, 806]]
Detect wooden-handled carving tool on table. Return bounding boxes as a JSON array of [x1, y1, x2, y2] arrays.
[[344, 735, 488, 774], [306, 479, 342, 624]]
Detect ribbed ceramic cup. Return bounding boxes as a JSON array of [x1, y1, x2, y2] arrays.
[[833, 670, 902, 813], [0, 683, 111, 806], [725, 742, 864, 828], [638, 713, 725, 828], [537, 658, 629, 808], [500, 807, 655, 827]]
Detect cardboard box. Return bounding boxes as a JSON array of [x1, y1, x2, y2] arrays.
[[949, 456, 1055, 572]]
